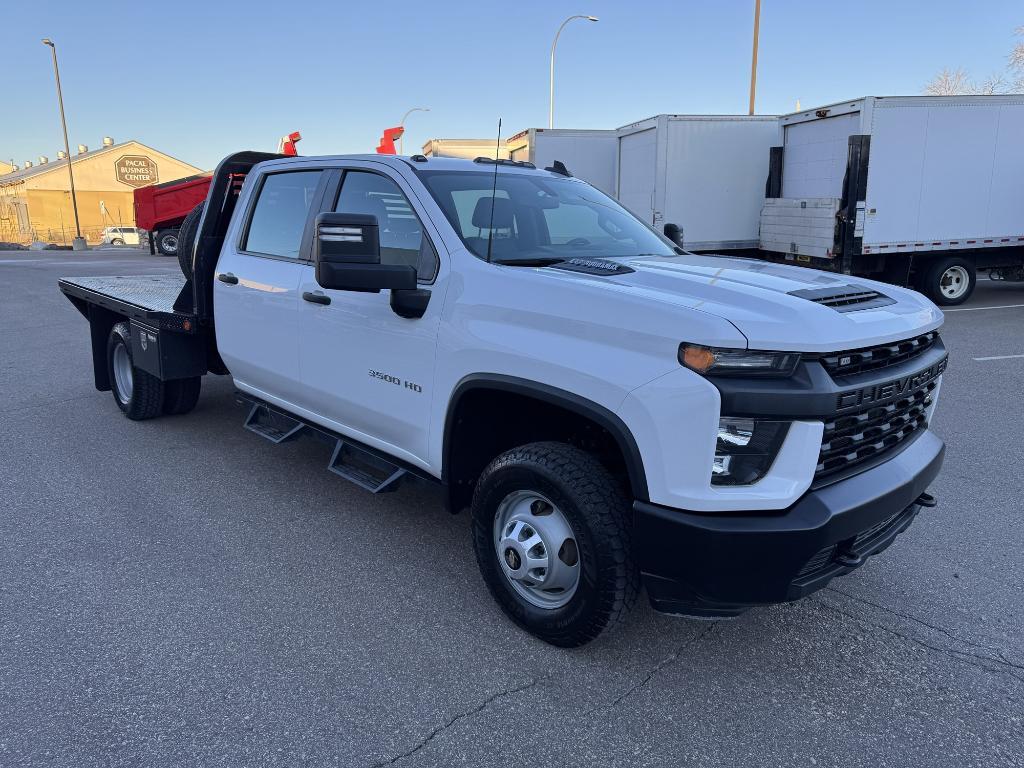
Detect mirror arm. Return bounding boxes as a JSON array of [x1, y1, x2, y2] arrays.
[[390, 288, 431, 319]]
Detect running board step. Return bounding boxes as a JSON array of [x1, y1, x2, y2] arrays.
[[328, 440, 406, 493], [244, 403, 306, 444]]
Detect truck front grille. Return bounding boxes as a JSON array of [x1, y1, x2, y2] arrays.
[[816, 378, 937, 480], [818, 331, 939, 377]]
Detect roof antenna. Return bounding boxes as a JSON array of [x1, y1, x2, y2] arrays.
[[485, 117, 502, 264]]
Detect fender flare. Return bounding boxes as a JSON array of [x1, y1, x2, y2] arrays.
[[442, 373, 649, 502]]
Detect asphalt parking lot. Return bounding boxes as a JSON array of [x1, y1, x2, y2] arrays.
[[1, 248, 1021, 768]]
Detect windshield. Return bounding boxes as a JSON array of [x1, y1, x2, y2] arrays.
[[418, 170, 677, 264]]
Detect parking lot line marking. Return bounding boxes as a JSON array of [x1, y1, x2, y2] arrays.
[[945, 303, 1024, 313], [972, 354, 1024, 361]]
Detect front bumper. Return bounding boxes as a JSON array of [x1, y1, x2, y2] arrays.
[[634, 429, 945, 617]]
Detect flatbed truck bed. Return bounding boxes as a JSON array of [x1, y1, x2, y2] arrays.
[[59, 275, 196, 333]]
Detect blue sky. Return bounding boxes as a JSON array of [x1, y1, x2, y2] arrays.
[[5, 0, 1021, 170]]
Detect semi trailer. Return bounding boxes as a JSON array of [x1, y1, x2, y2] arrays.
[[759, 95, 1024, 305], [59, 150, 946, 646]]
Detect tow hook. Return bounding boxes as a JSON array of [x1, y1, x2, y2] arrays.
[[916, 492, 937, 508]]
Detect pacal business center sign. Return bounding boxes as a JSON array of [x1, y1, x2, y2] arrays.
[[115, 155, 159, 187]]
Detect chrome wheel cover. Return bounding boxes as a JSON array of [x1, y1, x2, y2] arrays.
[[494, 490, 580, 609], [112, 342, 133, 404]]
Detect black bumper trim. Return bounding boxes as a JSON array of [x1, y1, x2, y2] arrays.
[[634, 429, 945, 616]]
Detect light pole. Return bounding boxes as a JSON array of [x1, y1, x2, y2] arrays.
[[549, 15, 598, 129], [398, 107, 430, 155], [41, 38, 86, 250], [748, 0, 761, 115]]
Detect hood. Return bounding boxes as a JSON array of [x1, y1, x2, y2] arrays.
[[540, 253, 943, 352]]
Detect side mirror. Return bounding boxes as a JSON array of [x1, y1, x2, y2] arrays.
[[663, 222, 684, 247], [314, 212, 417, 293]]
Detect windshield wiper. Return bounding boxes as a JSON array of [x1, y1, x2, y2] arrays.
[[492, 257, 566, 267]]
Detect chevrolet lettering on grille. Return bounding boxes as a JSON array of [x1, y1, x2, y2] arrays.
[[836, 356, 947, 412]]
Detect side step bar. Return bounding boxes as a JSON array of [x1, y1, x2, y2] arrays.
[[238, 395, 413, 494]]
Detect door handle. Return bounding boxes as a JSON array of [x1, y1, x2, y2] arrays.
[[217, 272, 239, 285], [303, 291, 331, 306]]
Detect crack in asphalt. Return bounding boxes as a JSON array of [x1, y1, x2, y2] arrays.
[[369, 676, 548, 767], [815, 599, 1024, 680], [825, 585, 1019, 660], [587, 622, 719, 718]]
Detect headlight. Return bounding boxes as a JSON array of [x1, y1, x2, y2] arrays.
[[712, 417, 790, 485], [680, 344, 800, 378]]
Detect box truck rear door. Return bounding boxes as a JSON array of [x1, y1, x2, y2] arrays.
[[618, 128, 657, 225], [782, 112, 859, 199]]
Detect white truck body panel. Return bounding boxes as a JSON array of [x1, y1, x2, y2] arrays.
[[617, 115, 779, 251], [505, 128, 619, 196], [761, 95, 1024, 259]]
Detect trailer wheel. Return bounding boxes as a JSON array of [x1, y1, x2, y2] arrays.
[[176, 204, 204, 280], [162, 377, 202, 415], [156, 229, 179, 256], [107, 322, 164, 420], [471, 441, 638, 647], [920, 257, 976, 306]]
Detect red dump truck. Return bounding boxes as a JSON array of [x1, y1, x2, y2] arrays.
[[133, 132, 302, 256], [134, 174, 212, 256]]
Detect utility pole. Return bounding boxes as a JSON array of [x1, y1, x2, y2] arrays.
[[42, 38, 86, 250], [748, 0, 761, 116]]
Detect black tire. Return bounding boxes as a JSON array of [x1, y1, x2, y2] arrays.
[[471, 441, 638, 647], [106, 322, 164, 420], [162, 376, 202, 415], [919, 256, 976, 306], [176, 204, 204, 280], [156, 229, 179, 256], [111, 238, 124, 246]]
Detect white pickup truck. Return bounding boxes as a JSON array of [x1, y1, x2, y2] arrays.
[[59, 151, 947, 646]]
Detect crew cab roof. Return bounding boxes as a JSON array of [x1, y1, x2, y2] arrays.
[[259, 153, 575, 179]]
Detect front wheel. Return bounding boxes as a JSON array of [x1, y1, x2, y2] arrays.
[[111, 238, 124, 246], [919, 257, 976, 306], [471, 442, 638, 647]]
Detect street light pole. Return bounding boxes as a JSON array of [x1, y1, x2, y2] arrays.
[[398, 107, 430, 155], [549, 14, 598, 129], [748, 0, 761, 116], [41, 38, 86, 250]]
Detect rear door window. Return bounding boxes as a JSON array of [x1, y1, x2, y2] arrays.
[[244, 170, 323, 258]]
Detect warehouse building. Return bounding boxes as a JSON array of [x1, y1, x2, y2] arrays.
[[0, 138, 202, 245]]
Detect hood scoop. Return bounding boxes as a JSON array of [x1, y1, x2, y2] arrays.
[[788, 284, 896, 312], [550, 258, 634, 276]]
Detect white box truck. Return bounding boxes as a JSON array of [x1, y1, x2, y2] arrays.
[[506, 128, 619, 196], [616, 115, 779, 252], [759, 95, 1024, 305], [421, 138, 510, 160]]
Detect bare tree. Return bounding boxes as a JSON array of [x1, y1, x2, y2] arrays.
[[924, 27, 1024, 95], [1010, 26, 1024, 92], [924, 67, 974, 95]]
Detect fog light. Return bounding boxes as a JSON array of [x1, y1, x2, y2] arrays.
[[712, 417, 790, 485]]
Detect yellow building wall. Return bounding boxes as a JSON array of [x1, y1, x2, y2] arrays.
[[26, 189, 137, 242], [3, 141, 202, 244]]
